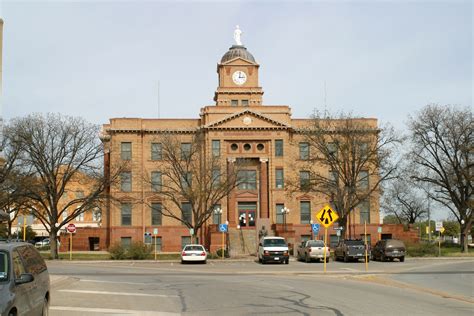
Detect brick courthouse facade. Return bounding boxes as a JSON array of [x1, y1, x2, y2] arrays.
[[99, 40, 417, 254]]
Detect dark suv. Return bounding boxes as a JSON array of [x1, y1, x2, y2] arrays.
[[334, 239, 370, 262], [0, 241, 50, 315], [371, 239, 406, 262]]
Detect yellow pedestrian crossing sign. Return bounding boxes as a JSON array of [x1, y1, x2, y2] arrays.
[[316, 205, 339, 228]]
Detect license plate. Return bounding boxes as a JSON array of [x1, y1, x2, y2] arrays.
[[357, 253, 363, 256], [274, 257, 279, 260], [393, 250, 398, 253]]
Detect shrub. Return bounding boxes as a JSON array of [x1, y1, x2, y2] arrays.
[[406, 242, 437, 257], [109, 243, 127, 260], [215, 248, 229, 258], [127, 241, 152, 260]]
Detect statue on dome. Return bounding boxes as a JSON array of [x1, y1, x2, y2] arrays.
[[234, 25, 242, 46]]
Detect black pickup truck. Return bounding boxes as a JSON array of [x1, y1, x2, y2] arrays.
[[334, 239, 370, 262]]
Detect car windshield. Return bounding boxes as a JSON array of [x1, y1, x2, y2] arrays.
[[307, 240, 325, 247], [386, 240, 405, 248], [184, 245, 204, 251], [345, 240, 364, 245], [264, 239, 286, 246], [0, 252, 7, 281]]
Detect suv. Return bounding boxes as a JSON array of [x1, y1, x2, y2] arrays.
[[371, 239, 406, 262], [334, 239, 370, 262], [0, 241, 50, 315], [258, 236, 289, 264]]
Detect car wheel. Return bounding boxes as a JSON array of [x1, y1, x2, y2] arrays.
[[285, 259, 289, 264], [400, 256, 405, 262], [181, 260, 185, 264], [326, 257, 330, 263], [381, 254, 385, 262], [261, 258, 266, 265], [305, 254, 310, 263], [42, 297, 49, 316], [203, 260, 207, 264], [258, 257, 262, 263], [8, 309, 16, 316], [344, 254, 349, 262]]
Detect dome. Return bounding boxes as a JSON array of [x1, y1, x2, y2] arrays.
[[221, 45, 256, 63]]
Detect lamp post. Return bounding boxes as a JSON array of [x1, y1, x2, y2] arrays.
[[310, 220, 314, 240], [281, 207, 290, 232]]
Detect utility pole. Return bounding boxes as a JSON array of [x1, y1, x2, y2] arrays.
[[428, 195, 431, 242]]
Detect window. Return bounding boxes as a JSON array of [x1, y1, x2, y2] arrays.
[[327, 142, 337, 158], [231, 143, 238, 151], [360, 234, 371, 245], [329, 170, 339, 186], [181, 172, 192, 189], [62, 210, 68, 221], [358, 171, 369, 190], [300, 171, 310, 190], [12, 250, 26, 279], [275, 140, 283, 157], [121, 203, 132, 226], [212, 140, 220, 157], [121, 172, 132, 192], [181, 143, 191, 160], [121, 142, 132, 160], [121, 237, 132, 249], [300, 201, 311, 224], [299, 142, 309, 160], [329, 234, 339, 248], [213, 204, 222, 224], [275, 169, 284, 189], [155, 237, 162, 252], [276, 204, 284, 224], [76, 212, 84, 222], [151, 143, 162, 160], [92, 208, 101, 222], [181, 202, 192, 225], [17, 245, 47, 275], [231, 100, 238, 106], [181, 236, 191, 249], [212, 168, 221, 186], [360, 142, 368, 160], [359, 200, 370, 224], [301, 235, 311, 243], [237, 170, 257, 190], [151, 203, 162, 226], [151, 171, 162, 192], [241, 100, 249, 106]]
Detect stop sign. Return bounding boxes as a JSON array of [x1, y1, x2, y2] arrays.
[[67, 223, 76, 233]]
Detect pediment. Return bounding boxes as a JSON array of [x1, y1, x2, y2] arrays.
[[204, 109, 290, 130], [221, 57, 257, 66], [235, 191, 259, 199]]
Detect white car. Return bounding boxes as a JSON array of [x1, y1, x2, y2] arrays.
[[181, 244, 207, 264]]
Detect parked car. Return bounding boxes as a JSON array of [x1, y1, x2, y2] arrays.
[[334, 239, 370, 262], [371, 239, 406, 262], [258, 236, 289, 264], [0, 241, 50, 315], [35, 238, 60, 249], [181, 244, 207, 264], [296, 240, 330, 263]]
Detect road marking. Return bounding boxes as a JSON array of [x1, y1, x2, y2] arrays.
[[58, 289, 178, 297], [339, 267, 359, 272], [51, 306, 179, 315], [79, 279, 150, 285]]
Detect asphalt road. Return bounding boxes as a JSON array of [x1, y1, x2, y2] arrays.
[[47, 258, 474, 315]]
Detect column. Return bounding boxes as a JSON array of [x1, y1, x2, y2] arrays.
[[259, 158, 269, 219], [227, 158, 237, 226]]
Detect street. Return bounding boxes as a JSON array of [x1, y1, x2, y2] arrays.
[[47, 258, 474, 315]]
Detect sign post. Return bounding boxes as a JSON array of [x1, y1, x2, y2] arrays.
[[66, 223, 76, 261], [435, 222, 444, 257], [153, 228, 159, 261], [311, 223, 320, 240], [316, 205, 339, 273], [364, 221, 368, 272], [219, 224, 228, 259]]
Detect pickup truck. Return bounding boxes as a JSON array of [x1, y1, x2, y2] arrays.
[[334, 239, 370, 262], [296, 240, 330, 263]]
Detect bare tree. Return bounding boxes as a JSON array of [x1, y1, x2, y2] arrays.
[[408, 104, 473, 252], [8, 113, 122, 259], [142, 131, 241, 243], [294, 111, 400, 238]]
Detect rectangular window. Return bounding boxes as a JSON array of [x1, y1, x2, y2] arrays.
[[151, 171, 162, 192], [276, 204, 284, 224], [327, 142, 337, 158], [231, 100, 238, 107], [299, 142, 309, 160], [275, 169, 284, 189], [121, 203, 132, 226], [300, 171, 310, 190], [213, 204, 222, 224], [359, 200, 370, 224], [181, 236, 191, 249], [212, 168, 221, 187], [151, 203, 162, 226], [358, 171, 369, 190], [121, 237, 132, 249], [275, 140, 283, 157], [151, 143, 162, 161], [237, 170, 257, 190], [181, 143, 191, 160], [76, 212, 84, 222], [155, 237, 162, 252], [329, 170, 339, 186], [181, 172, 192, 189], [92, 208, 101, 222], [241, 100, 249, 106], [360, 142, 369, 160], [212, 140, 220, 157], [62, 211, 68, 221], [181, 202, 192, 225], [300, 201, 311, 224], [121, 172, 132, 192], [121, 142, 132, 160]]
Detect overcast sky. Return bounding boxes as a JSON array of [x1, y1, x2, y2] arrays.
[[0, 1, 471, 220]]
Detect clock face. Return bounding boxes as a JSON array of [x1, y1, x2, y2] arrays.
[[232, 71, 247, 85]]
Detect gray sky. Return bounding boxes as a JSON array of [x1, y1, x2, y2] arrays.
[[0, 0, 472, 220]]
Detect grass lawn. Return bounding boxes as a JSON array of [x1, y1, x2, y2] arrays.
[[40, 251, 182, 260]]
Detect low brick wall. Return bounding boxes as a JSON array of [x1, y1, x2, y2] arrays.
[[59, 227, 107, 252]]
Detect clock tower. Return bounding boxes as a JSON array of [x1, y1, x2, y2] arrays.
[[214, 44, 264, 106]]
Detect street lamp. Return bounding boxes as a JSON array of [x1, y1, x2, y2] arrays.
[[214, 207, 222, 225], [281, 207, 290, 232]]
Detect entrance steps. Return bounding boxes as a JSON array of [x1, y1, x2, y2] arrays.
[[228, 228, 257, 256]]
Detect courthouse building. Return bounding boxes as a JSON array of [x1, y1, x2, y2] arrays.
[[99, 36, 397, 254]]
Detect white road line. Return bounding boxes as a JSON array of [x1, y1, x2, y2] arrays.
[[50, 306, 179, 315], [339, 267, 360, 272], [58, 289, 178, 297]]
